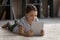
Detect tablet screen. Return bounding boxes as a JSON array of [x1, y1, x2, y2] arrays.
[[31, 22, 44, 36]]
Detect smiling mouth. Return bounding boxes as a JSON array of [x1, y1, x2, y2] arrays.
[[32, 19, 35, 21]]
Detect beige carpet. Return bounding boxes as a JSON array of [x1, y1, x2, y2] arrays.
[[0, 18, 60, 40]]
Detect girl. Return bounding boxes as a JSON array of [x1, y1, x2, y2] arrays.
[[2, 4, 44, 37]]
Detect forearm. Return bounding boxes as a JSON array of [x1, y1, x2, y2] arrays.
[[19, 26, 27, 36], [19, 31, 27, 36]]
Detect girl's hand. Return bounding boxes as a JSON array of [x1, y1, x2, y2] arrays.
[[19, 25, 24, 35], [40, 29, 44, 36], [27, 29, 34, 36]]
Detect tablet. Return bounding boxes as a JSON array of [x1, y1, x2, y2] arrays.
[[31, 22, 44, 36]]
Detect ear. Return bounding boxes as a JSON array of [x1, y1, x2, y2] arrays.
[[25, 13, 28, 16], [25, 14, 27, 16], [25, 13, 29, 19]]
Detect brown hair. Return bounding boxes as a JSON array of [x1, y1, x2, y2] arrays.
[[26, 4, 37, 14]]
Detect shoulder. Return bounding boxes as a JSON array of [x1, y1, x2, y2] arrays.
[[17, 16, 26, 26]]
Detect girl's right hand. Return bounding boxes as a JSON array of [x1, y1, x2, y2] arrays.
[[19, 26, 24, 35]]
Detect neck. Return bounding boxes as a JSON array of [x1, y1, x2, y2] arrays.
[[27, 20, 32, 25], [26, 18, 32, 25]]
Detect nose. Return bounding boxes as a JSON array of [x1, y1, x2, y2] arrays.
[[32, 16, 36, 20]]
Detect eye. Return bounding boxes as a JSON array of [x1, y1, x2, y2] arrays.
[[30, 14, 33, 16], [35, 15, 37, 16]]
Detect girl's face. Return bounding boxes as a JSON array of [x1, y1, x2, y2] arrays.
[[26, 10, 37, 22]]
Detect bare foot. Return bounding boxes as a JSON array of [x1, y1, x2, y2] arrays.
[[2, 22, 9, 28]]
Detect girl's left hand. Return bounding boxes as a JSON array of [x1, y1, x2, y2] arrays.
[[40, 29, 44, 36], [27, 29, 34, 36]]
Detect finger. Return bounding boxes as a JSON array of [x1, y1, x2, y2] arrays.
[[29, 29, 33, 32]]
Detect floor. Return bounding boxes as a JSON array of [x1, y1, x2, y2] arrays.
[[0, 18, 60, 40]]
